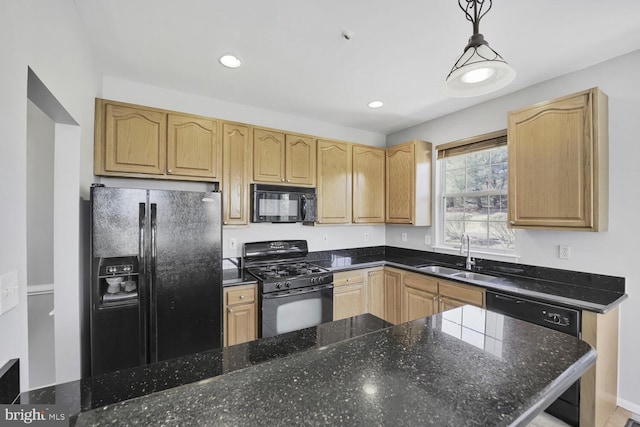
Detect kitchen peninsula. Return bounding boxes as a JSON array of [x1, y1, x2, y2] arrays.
[[65, 307, 594, 426]]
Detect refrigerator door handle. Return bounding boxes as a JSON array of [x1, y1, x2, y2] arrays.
[[138, 203, 148, 365], [149, 203, 158, 363]]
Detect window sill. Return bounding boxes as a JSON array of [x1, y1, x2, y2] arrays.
[[430, 245, 520, 263]]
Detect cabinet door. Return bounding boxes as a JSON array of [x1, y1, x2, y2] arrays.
[[222, 123, 251, 225], [166, 114, 220, 179], [316, 139, 352, 224], [285, 134, 316, 186], [508, 89, 605, 230], [401, 273, 439, 323], [439, 296, 467, 313], [226, 303, 256, 346], [353, 145, 385, 223], [104, 104, 166, 175], [253, 128, 285, 183], [224, 285, 257, 347], [438, 280, 485, 308], [366, 269, 385, 320], [384, 269, 402, 324], [386, 143, 414, 224], [333, 283, 366, 321]]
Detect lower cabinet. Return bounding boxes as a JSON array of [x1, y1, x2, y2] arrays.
[[333, 270, 368, 321], [223, 283, 257, 347], [401, 272, 439, 323], [334, 267, 487, 326]]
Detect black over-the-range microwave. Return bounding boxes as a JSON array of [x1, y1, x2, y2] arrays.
[[251, 184, 317, 223]]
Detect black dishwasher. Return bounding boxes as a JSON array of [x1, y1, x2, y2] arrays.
[[486, 291, 581, 426]]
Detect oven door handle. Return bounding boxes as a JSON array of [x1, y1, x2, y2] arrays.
[[263, 284, 333, 299], [300, 195, 307, 221]]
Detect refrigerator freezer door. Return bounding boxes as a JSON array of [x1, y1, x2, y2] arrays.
[[148, 190, 222, 362], [90, 187, 148, 375]]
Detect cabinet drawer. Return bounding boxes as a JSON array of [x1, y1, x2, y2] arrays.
[[334, 270, 366, 287], [403, 272, 438, 293], [225, 285, 256, 306], [439, 280, 485, 307]]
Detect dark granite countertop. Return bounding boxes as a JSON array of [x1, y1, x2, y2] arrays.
[[73, 306, 596, 427], [302, 246, 627, 313], [19, 314, 390, 424]]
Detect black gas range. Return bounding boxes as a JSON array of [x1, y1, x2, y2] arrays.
[[243, 240, 334, 338]]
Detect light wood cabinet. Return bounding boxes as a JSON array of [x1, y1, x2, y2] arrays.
[[438, 279, 486, 311], [252, 128, 285, 183], [352, 145, 385, 224], [316, 139, 352, 224], [166, 114, 221, 179], [401, 272, 439, 322], [333, 270, 367, 321], [95, 99, 221, 181], [98, 101, 166, 175], [252, 128, 316, 186], [286, 134, 316, 186], [223, 284, 257, 347], [366, 269, 385, 320], [222, 122, 251, 225], [384, 268, 402, 324], [507, 87, 608, 231], [580, 306, 619, 427], [386, 139, 432, 225]]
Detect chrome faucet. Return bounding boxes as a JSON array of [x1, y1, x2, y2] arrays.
[[460, 234, 475, 270]]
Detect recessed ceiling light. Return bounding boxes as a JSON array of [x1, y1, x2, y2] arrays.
[[219, 54, 242, 69], [368, 100, 384, 109]]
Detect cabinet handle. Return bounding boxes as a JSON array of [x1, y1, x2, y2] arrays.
[[239, 295, 245, 299], [510, 221, 515, 225], [346, 278, 351, 282], [224, 221, 228, 225], [167, 169, 172, 174], [286, 179, 290, 182], [433, 296, 438, 301], [228, 308, 233, 313], [281, 178, 285, 182]]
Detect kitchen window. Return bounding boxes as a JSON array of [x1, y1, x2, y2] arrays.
[[438, 130, 515, 252]]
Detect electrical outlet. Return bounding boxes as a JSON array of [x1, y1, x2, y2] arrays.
[[322, 235, 328, 245], [558, 245, 570, 260], [401, 232, 407, 242], [363, 233, 370, 242], [229, 238, 237, 250], [424, 234, 431, 245]]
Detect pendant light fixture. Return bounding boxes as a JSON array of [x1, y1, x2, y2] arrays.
[[444, 0, 516, 97]]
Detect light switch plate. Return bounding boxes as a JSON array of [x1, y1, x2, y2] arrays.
[[0, 271, 19, 315]]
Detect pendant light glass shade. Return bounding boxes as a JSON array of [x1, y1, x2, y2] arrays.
[[443, 1, 516, 97]]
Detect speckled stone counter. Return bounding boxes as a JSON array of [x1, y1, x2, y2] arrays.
[[305, 246, 626, 313], [74, 306, 596, 427], [19, 314, 390, 424]]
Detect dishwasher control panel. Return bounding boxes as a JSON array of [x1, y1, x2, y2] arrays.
[[486, 291, 580, 337]]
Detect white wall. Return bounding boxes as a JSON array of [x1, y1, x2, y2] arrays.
[[99, 77, 389, 257], [0, 0, 99, 389], [386, 49, 640, 413]]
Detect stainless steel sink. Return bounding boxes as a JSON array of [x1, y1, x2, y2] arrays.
[[450, 271, 497, 282], [418, 265, 461, 275]]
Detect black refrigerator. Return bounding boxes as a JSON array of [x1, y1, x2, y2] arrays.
[[89, 185, 222, 376]]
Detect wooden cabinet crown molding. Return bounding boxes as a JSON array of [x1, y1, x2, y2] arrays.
[[507, 87, 608, 231]]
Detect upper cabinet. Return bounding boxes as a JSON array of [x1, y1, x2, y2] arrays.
[[386, 139, 432, 226], [352, 145, 385, 224], [94, 99, 221, 182], [222, 122, 251, 226], [507, 88, 608, 231], [316, 139, 352, 224], [167, 114, 221, 179], [252, 128, 316, 186]]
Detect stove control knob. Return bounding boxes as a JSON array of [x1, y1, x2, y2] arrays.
[[285, 281, 291, 288], [275, 282, 282, 289], [310, 277, 317, 285]]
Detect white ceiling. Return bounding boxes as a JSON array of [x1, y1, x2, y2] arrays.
[[73, 0, 640, 135]]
